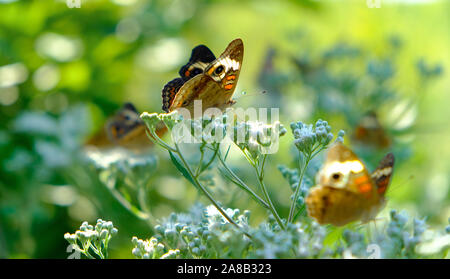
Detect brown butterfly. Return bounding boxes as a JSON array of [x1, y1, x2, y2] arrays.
[[86, 103, 167, 151], [306, 142, 395, 226], [353, 111, 391, 149], [162, 38, 244, 116]]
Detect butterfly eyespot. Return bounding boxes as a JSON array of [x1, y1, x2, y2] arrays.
[[214, 65, 224, 75], [332, 173, 341, 180]]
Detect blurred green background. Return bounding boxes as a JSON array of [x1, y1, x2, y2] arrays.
[[0, 0, 449, 258]]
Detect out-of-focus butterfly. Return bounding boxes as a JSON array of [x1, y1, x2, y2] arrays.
[[162, 38, 244, 116], [353, 111, 391, 149], [306, 142, 395, 226], [86, 103, 166, 151]]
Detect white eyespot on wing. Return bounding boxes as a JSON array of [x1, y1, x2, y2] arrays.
[[318, 160, 365, 189], [217, 58, 227, 72], [219, 57, 240, 72]]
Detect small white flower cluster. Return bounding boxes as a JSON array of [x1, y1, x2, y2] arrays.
[[290, 119, 342, 155], [251, 218, 329, 259], [230, 120, 287, 157], [341, 210, 432, 259], [141, 111, 183, 131], [64, 219, 118, 259], [143, 203, 251, 259], [185, 115, 229, 144], [131, 236, 180, 259], [204, 205, 250, 231], [141, 110, 286, 154], [125, 203, 448, 259]]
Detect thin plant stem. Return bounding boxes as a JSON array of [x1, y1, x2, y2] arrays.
[[89, 243, 105, 259], [78, 244, 95, 259], [311, 145, 326, 159], [292, 204, 306, 222], [201, 146, 219, 172], [145, 122, 250, 237], [217, 149, 270, 209], [174, 143, 252, 239], [137, 182, 158, 227], [107, 185, 152, 222], [145, 128, 176, 153], [254, 154, 286, 230], [195, 143, 206, 177], [288, 152, 311, 224], [195, 144, 219, 177]]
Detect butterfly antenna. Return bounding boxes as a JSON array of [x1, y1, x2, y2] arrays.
[[233, 90, 268, 99], [386, 174, 414, 195]]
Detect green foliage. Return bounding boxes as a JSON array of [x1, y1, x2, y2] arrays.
[[90, 203, 449, 259], [0, 0, 448, 259]]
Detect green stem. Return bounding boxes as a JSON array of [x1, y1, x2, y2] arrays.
[[145, 128, 176, 153], [195, 144, 219, 177], [137, 183, 158, 227], [174, 143, 252, 239], [80, 241, 96, 259], [311, 146, 325, 159], [288, 152, 311, 224], [255, 154, 285, 230], [217, 150, 270, 209], [81, 249, 96, 259], [292, 204, 306, 222], [241, 149, 256, 168], [107, 185, 152, 222], [200, 146, 219, 173], [195, 145, 206, 177], [89, 243, 105, 259]]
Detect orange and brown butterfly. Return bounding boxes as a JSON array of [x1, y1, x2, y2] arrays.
[[306, 142, 395, 226], [162, 38, 244, 116], [86, 103, 167, 151], [353, 111, 391, 149]]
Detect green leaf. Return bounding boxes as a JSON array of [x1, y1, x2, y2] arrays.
[[168, 151, 196, 187]]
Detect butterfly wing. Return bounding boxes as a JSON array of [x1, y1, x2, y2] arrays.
[[169, 38, 244, 115], [179, 45, 216, 81], [371, 152, 395, 195], [87, 103, 167, 151], [204, 38, 243, 93], [315, 143, 376, 196], [162, 44, 217, 112], [162, 78, 185, 113], [306, 186, 375, 226], [105, 102, 143, 143], [306, 143, 384, 226], [353, 111, 391, 148]]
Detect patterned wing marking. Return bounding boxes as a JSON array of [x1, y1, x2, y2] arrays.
[[371, 153, 395, 195], [162, 78, 185, 113]]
